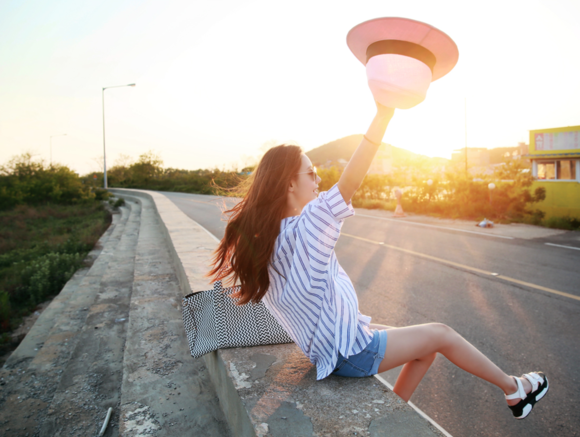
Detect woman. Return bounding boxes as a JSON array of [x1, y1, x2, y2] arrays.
[[208, 102, 548, 420]]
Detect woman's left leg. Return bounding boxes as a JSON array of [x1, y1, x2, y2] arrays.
[[377, 323, 523, 401], [369, 323, 547, 419]]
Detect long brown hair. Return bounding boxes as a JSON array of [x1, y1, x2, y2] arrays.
[[207, 144, 303, 305]]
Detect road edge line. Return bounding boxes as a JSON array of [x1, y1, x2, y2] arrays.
[[374, 374, 453, 437], [545, 242, 580, 251], [342, 232, 580, 302]]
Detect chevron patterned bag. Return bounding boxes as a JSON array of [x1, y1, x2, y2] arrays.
[[182, 281, 294, 359]]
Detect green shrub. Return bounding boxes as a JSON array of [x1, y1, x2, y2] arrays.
[[544, 216, 580, 230], [89, 150, 246, 195], [0, 153, 94, 210], [12, 252, 83, 307], [317, 167, 342, 193], [94, 188, 111, 201], [569, 217, 580, 229], [352, 198, 395, 210], [77, 150, 554, 229], [0, 202, 111, 333], [527, 209, 546, 226], [114, 198, 125, 208], [0, 291, 10, 331], [0, 153, 114, 333]]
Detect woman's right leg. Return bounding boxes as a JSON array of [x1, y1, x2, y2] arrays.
[[377, 323, 529, 402], [392, 351, 437, 402]]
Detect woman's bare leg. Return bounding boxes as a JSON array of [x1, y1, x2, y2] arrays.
[[369, 324, 436, 401], [392, 352, 437, 402], [377, 323, 531, 402]]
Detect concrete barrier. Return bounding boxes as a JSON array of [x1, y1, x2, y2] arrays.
[[110, 188, 451, 437]]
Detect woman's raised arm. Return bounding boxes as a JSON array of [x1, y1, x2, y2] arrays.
[[337, 103, 395, 203]]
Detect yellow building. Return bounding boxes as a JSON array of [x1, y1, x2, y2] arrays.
[[528, 125, 580, 219]]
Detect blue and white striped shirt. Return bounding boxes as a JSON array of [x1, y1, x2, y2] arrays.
[[263, 183, 374, 380]]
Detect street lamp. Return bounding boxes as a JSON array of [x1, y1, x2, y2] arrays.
[[50, 133, 67, 166], [102, 83, 135, 189], [464, 97, 468, 174], [488, 182, 495, 205]]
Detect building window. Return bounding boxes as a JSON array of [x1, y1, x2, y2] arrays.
[[537, 162, 555, 180], [536, 159, 577, 180], [557, 160, 576, 180]]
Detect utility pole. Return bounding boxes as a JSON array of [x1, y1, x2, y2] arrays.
[[464, 97, 468, 174], [102, 83, 135, 189]]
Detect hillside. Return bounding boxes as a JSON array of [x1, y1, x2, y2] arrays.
[[305, 134, 449, 167]]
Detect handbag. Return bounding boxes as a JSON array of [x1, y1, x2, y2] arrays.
[[182, 281, 294, 359]]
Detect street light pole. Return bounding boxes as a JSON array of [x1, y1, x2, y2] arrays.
[[50, 133, 67, 166], [102, 83, 135, 189], [464, 97, 468, 174]]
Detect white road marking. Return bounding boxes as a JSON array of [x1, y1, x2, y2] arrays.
[[342, 233, 580, 302], [545, 243, 580, 251], [357, 213, 515, 240], [374, 374, 454, 437]]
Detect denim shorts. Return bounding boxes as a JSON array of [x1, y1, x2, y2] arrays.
[[331, 329, 388, 378]]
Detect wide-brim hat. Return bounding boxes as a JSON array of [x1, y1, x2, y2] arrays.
[[346, 17, 459, 82]]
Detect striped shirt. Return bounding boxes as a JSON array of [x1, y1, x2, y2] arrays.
[[263, 183, 374, 380]]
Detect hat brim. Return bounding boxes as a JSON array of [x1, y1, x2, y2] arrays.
[[346, 17, 459, 82]]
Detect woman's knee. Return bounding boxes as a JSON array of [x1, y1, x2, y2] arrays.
[[425, 323, 456, 347]]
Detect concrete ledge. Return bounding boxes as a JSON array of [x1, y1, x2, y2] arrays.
[[109, 188, 216, 295], [215, 344, 445, 437], [110, 188, 449, 437]]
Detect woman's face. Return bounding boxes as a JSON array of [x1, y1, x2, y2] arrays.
[[289, 154, 321, 209]]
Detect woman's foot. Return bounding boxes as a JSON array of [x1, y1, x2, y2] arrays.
[[505, 372, 549, 419], [505, 376, 531, 406]]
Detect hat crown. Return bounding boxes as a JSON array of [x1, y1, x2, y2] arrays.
[[347, 17, 459, 82], [347, 17, 458, 109]]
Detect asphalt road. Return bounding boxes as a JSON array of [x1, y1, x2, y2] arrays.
[[162, 190, 580, 437]]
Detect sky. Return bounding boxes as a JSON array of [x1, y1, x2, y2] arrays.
[[1, 0, 579, 175]]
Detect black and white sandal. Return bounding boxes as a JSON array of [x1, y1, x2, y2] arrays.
[[505, 371, 549, 419]]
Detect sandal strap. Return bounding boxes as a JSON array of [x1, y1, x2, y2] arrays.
[[523, 372, 543, 392], [505, 376, 526, 401]]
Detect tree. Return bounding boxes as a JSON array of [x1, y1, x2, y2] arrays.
[[0, 153, 93, 210], [128, 150, 163, 186], [490, 159, 545, 219]]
